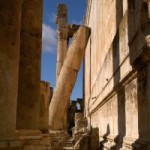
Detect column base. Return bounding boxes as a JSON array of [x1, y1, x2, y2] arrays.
[[0, 130, 52, 150], [16, 129, 42, 139], [121, 137, 150, 150], [100, 135, 117, 150]]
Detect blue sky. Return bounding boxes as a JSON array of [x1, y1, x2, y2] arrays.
[[41, 0, 86, 100]]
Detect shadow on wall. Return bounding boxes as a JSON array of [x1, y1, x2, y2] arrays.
[[90, 127, 100, 150], [100, 0, 126, 149], [111, 88, 126, 150], [99, 124, 110, 149], [111, 0, 126, 147], [94, 0, 150, 149]]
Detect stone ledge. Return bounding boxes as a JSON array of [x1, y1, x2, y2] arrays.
[[0, 140, 25, 148], [0, 133, 51, 149]]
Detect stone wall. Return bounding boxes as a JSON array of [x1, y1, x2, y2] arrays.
[[84, 0, 150, 149]]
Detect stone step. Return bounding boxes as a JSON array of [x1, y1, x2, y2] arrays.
[[65, 143, 74, 147], [65, 137, 75, 142], [51, 139, 59, 142], [24, 145, 51, 150], [49, 131, 70, 150], [63, 138, 75, 149], [65, 142, 74, 145], [63, 146, 74, 150]]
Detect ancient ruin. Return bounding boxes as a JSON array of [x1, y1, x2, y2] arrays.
[[49, 26, 90, 130], [84, 0, 150, 149], [1, 0, 150, 149], [17, 0, 43, 130]]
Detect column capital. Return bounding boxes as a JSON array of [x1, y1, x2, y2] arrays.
[[57, 27, 69, 40]]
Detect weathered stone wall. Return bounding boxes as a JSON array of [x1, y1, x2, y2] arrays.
[[84, 0, 150, 149], [49, 26, 90, 130]]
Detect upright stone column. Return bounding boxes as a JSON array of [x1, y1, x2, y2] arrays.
[[0, 0, 21, 139], [56, 4, 69, 81], [55, 4, 69, 130], [49, 26, 91, 130], [17, 0, 43, 130], [40, 81, 50, 133]]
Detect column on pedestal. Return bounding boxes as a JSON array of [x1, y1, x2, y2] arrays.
[[55, 4, 69, 129], [17, 0, 43, 130], [0, 0, 21, 138]]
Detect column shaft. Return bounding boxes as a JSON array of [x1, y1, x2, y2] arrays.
[[17, 0, 43, 129], [56, 39, 68, 81], [0, 0, 21, 138], [55, 4, 69, 130]]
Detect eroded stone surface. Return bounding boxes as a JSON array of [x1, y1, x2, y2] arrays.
[[56, 4, 68, 82], [49, 26, 90, 130], [0, 0, 21, 138], [40, 81, 50, 132], [84, 0, 150, 149], [17, 0, 43, 130], [55, 4, 69, 130]]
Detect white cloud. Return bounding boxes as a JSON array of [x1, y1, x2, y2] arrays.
[[42, 24, 57, 53]]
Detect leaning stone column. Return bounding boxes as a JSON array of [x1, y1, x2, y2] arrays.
[[17, 0, 43, 130], [49, 26, 90, 130], [56, 4, 69, 81], [0, 0, 21, 139]]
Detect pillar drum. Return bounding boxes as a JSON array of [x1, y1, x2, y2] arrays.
[[56, 29, 69, 81], [56, 30, 68, 129], [57, 38, 68, 62], [49, 26, 91, 130], [0, 0, 21, 138], [17, 0, 43, 130], [56, 62, 63, 81]]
